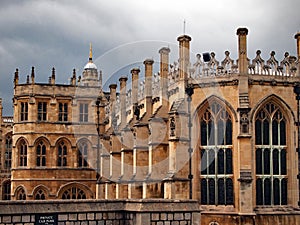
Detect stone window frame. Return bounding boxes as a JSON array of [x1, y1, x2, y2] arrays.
[[36, 140, 47, 167], [199, 101, 234, 206], [37, 101, 47, 121], [18, 139, 28, 167], [77, 140, 89, 168], [58, 102, 68, 122], [20, 101, 28, 121], [16, 187, 26, 200], [4, 133, 12, 170], [61, 186, 87, 200], [79, 102, 89, 122], [2, 180, 11, 200], [57, 141, 68, 167], [34, 189, 46, 200], [255, 102, 288, 206]]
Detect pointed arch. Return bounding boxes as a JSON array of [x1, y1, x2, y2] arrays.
[[193, 95, 238, 122], [4, 132, 13, 170], [15, 137, 29, 167], [56, 138, 71, 167], [195, 96, 235, 205], [77, 138, 92, 168], [250, 94, 295, 123], [2, 179, 11, 200], [14, 185, 27, 200], [57, 182, 94, 199], [34, 137, 50, 167], [253, 96, 289, 206], [32, 185, 50, 200]]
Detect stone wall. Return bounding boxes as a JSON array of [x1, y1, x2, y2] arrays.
[[0, 199, 200, 225]]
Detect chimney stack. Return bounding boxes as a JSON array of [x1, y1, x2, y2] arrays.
[[177, 35, 191, 81], [143, 59, 154, 115], [109, 83, 117, 129], [159, 47, 170, 104], [31, 67, 35, 84], [119, 76, 128, 128], [131, 68, 140, 105], [51, 67, 56, 85], [237, 27, 249, 75]]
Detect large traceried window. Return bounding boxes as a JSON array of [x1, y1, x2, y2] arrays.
[[19, 140, 27, 167], [200, 101, 234, 205], [255, 102, 287, 205]]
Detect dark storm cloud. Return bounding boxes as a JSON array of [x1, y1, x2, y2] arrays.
[[0, 0, 299, 115]]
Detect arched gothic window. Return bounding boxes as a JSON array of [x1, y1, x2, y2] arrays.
[[78, 141, 89, 168], [255, 102, 287, 205], [2, 180, 11, 200], [62, 187, 86, 199], [16, 187, 26, 200], [34, 189, 46, 200], [5, 135, 12, 170], [200, 101, 234, 205], [36, 141, 46, 167], [57, 141, 67, 167], [19, 140, 27, 167]]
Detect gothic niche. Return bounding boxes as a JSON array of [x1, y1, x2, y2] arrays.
[[169, 116, 176, 137], [239, 108, 250, 134]]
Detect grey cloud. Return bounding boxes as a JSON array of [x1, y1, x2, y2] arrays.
[[0, 0, 299, 115]]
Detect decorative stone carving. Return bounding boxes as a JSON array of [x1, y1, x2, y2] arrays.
[[169, 116, 175, 137]]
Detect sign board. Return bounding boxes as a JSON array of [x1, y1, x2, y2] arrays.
[[35, 214, 58, 225]]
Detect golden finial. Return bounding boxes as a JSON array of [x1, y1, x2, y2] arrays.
[[89, 42, 93, 62]]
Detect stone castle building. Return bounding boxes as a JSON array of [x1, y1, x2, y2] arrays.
[[1, 27, 300, 224]]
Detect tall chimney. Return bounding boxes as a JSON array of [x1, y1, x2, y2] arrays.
[[144, 59, 154, 115], [31, 67, 35, 84], [131, 68, 140, 105], [159, 47, 170, 104], [119, 77, 128, 128], [237, 28, 249, 75], [177, 35, 192, 81], [109, 83, 117, 130], [51, 67, 56, 85]]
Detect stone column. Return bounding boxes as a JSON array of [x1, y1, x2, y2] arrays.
[[144, 59, 154, 116], [236, 27, 254, 215]]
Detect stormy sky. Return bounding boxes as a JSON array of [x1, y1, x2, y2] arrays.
[[0, 0, 299, 115]]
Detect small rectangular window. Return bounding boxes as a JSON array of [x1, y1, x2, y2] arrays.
[[20, 102, 28, 121], [58, 102, 68, 122], [37, 102, 47, 121], [79, 103, 89, 122]]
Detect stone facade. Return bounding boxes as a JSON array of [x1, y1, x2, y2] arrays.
[[0, 99, 13, 200], [0, 27, 300, 224]]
